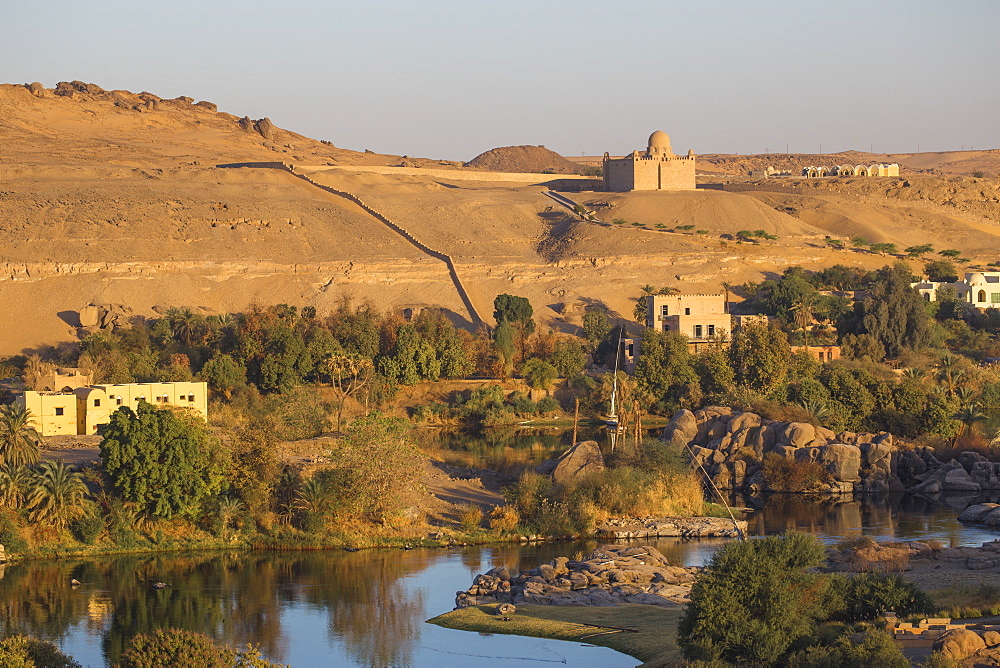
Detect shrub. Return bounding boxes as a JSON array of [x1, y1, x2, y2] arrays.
[[488, 505, 520, 533], [457, 504, 484, 532], [762, 452, 832, 492], [678, 533, 831, 665], [71, 513, 105, 545], [0, 508, 28, 553], [536, 396, 560, 415], [0, 635, 81, 668], [786, 630, 908, 668], [829, 573, 934, 620], [121, 629, 235, 668]]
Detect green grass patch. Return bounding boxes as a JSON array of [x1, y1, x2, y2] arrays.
[[427, 603, 683, 666], [929, 583, 1000, 619]]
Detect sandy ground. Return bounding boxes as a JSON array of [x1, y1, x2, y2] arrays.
[[2, 81, 1000, 355]]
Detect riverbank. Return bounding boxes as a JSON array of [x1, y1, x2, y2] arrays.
[[428, 603, 682, 667]]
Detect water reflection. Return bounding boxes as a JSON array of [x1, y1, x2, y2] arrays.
[[2, 493, 999, 666]]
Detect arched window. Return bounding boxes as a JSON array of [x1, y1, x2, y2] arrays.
[[979, 290, 987, 303]]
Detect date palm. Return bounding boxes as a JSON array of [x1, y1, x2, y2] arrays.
[[0, 463, 31, 508], [26, 461, 88, 529], [0, 404, 41, 468], [952, 402, 988, 445]]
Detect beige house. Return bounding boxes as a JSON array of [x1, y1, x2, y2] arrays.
[[646, 294, 730, 351], [15, 381, 208, 436], [603, 131, 696, 191]]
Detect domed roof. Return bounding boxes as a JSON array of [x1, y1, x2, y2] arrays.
[[648, 130, 670, 148], [969, 272, 987, 284]]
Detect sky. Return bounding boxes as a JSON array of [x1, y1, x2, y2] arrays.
[[3, 0, 998, 160]]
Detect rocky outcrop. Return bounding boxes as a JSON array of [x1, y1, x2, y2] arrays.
[[550, 441, 604, 484], [596, 516, 747, 539], [958, 503, 1000, 527], [78, 303, 131, 330], [254, 118, 276, 140], [658, 407, 992, 495], [26, 82, 45, 98], [934, 628, 988, 661], [454, 545, 698, 609]]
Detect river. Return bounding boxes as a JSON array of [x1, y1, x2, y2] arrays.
[[4, 427, 1000, 667]]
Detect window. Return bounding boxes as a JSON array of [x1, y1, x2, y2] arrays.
[[694, 325, 703, 338], [708, 325, 715, 336], [55, 407, 64, 416], [138, 395, 145, 402], [684, 308, 691, 315], [660, 305, 669, 317], [116, 396, 123, 406], [188, 394, 195, 402], [93, 399, 100, 407], [979, 290, 987, 303], [992, 293, 1000, 304]]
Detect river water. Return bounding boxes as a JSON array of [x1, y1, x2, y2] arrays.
[[4, 428, 1000, 667]]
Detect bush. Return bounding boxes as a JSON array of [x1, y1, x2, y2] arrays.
[[457, 504, 484, 532], [678, 533, 831, 665], [762, 452, 833, 492], [0, 508, 28, 554], [71, 513, 104, 545], [842, 573, 934, 620], [536, 396, 560, 415], [488, 505, 520, 533], [786, 630, 909, 667], [120, 629, 234, 668], [0, 635, 81, 668]]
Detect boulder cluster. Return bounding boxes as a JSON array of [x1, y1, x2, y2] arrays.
[[933, 628, 1000, 664], [78, 303, 131, 331], [661, 407, 996, 494], [454, 545, 697, 609], [959, 503, 1000, 528]]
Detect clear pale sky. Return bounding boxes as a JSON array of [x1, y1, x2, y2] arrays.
[[4, 0, 998, 160]]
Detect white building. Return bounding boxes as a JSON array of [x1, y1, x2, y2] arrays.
[[912, 272, 1000, 306]]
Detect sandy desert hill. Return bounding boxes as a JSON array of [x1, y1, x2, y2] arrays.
[[465, 145, 590, 175], [1, 81, 999, 355]]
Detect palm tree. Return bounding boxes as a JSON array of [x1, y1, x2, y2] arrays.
[[952, 402, 988, 445], [216, 496, 244, 541], [901, 367, 926, 381], [0, 404, 42, 468], [791, 297, 815, 348], [295, 477, 329, 515], [0, 463, 31, 508], [955, 386, 979, 405], [798, 399, 833, 425], [936, 355, 963, 398], [26, 461, 88, 529]]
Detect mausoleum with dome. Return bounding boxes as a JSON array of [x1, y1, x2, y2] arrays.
[[602, 130, 696, 191]]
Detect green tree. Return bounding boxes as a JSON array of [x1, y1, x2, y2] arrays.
[[325, 413, 423, 523], [633, 329, 699, 412], [924, 259, 959, 283], [99, 403, 228, 519], [0, 404, 41, 468], [198, 353, 247, 399], [905, 243, 934, 258], [492, 294, 535, 334], [940, 249, 962, 258], [548, 339, 586, 377], [678, 533, 830, 665], [492, 320, 516, 378], [870, 242, 898, 256], [853, 262, 931, 359], [377, 324, 440, 385], [729, 322, 791, 395], [26, 461, 88, 529], [521, 358, 558, 391], [582, 308, 612, 351]]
